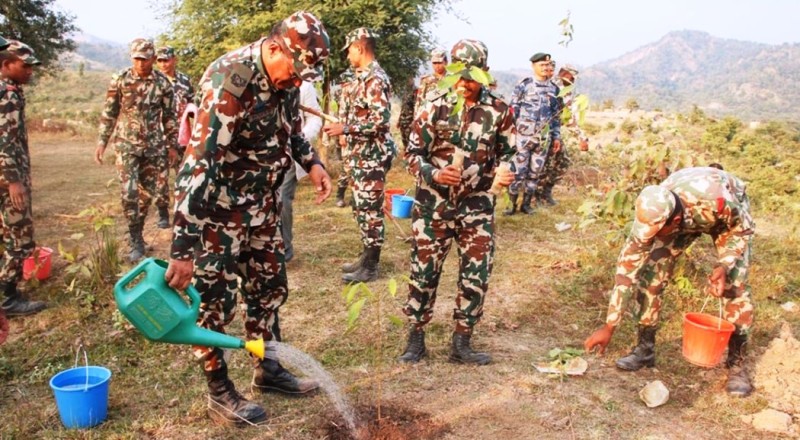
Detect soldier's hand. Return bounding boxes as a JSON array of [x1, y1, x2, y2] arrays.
[[323, 123, 345, 137], [552, 139, 562, 153], [94, 145, 107, 165], [497, 166, 515, 187], [707, 265, 727, 298], [8, 182, 27, 211], [434, 165, 461, 186], [338, 136, 347, 147], [584, 324, 615, 355], [309, 164, 332, 204], [165, 258, 194, 291]]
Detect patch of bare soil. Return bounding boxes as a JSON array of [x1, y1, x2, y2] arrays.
[[752, 323, 800, 422], [323, 403, 450, 440]]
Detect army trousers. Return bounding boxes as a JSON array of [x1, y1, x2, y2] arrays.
[[535, 146, 570, 197], [154, 152, 171, 211], [509, 143, 548, 196], [192, 204, 289, 372], [403, 203, 495, 334], [0, 187, 35, 284], [607, 232, 754, 335], [337, 142, 353, 191], [349, 153, 391, 249], [115, 151, 166, 228]]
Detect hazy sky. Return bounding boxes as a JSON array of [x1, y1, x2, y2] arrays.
[[55, 0, 799, 70]]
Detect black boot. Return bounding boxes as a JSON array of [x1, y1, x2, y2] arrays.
[[503, 193, 519, 216], [541, 185, 557, 206], [398, 326, 426, 363], [449, 332, 492, 365], [128, 223, 145, 262], [1, 282, 46, 317], [520, 193, 535, 215], [341, 246, 366, 273], [342, 247, 380, 283], [252, 358, 319, 396], [206, 366, 267, 426], [335, 186, 347, 208], [157, 206, 170, 229], [725, 334, 753, 397], [616, 326, 657, 371]]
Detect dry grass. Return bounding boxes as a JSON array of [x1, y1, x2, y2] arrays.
[[0, 124, 798, 439]]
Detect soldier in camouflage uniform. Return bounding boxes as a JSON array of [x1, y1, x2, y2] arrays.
[[397, 48, 448, 146], [0, 40, 47, 317], [95, 39, 177, 260], [399, 39, 516, 365], [332, 68, 355, 208], [155, 46, 195, 228], [163, 11, 332, 426], [584, 167, 755, 397], [323, 28, 396, 283], [506, 52, 562, 215]]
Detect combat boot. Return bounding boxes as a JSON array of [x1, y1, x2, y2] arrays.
[[206, 366, 267, 426], [725, 334, 753, 397], [541, 185, 558, 206], [251, 358, 319, 396], [341, 246, 366, 273], [128, 223, 146, 262], [157, 206, 170, 229], [449, 331, 492, 365], [520, 193, 535, 215], [335, 186, 347, 208], [503, 193, 519, 216], [1, 282, 46, 317], [398, 326, 426, 363], [342, 247, 380, 283], [616, 325, 657, 371]]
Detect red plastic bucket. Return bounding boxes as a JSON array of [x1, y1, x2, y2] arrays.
[[384, 188, 405, 211], [682, 312, 735, 367], [23, 247, 53, 281]]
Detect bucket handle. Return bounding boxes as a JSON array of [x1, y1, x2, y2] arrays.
[[700, 295, 724, 330], [73, 344, 89, 391]]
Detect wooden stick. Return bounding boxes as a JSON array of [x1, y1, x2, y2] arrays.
[[299, 104, 340, 124]]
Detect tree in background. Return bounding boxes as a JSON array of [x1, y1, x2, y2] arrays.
[[0, 0, 77, 71], [625, 98, 640, 112], [158, 0, 451, 105]]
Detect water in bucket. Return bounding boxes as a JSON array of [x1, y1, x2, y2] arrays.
[[50, 365, 112, 428], [114, 258, 264, 358]]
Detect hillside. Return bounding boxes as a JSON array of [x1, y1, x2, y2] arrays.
[[61, 32, 129, 72]]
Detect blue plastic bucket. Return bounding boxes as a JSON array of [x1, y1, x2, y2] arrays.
[[49, 366, 111, 428], [391, 195, 414, 218]]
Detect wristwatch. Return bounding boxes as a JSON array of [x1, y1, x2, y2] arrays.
[[343, 125, 351, 135]]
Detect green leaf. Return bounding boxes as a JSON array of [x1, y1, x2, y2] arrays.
[[70, 233, 84, 240], [387, 315, 404, 327], [445, 62, 466, 74], [469, 67, 492, 86], [345, 283, 361, 305], [438, 74, 460, 91], [388, 278, 397, 298], [347, 297, 367, 328], [548, 347, 562, 359]]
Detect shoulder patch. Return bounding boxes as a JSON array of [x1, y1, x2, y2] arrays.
[[223, 63, 255, 98], [426, 88, 449, 103]]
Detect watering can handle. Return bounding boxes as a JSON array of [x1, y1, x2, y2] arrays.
[[185, 284, 202, 315], [115, 258, 152, 292]]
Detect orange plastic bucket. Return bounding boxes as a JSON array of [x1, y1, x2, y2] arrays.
[[384, 188, 406, 211], [23, 246, 53, 281], [682, 312, 734, 367]]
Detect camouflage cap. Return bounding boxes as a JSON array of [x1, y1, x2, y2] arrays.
[[430, 48, 447, 63], [560, 64, 579, 76], [130, 38, 155, 59], [630, 185, 677, 241], [342, 27, 377, 51], [4, 40, 41, 66], [0, 36, 9, 51], [156, 46, 176, 60], [529, 52, 551, 63], [277, 11, 331, 82], [450, 39, 488, 69]]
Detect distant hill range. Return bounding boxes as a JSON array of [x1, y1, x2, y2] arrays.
[[61, 32, 129, 72]]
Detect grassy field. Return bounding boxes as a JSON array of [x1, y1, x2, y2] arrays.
[[1, 111, 799, 439]]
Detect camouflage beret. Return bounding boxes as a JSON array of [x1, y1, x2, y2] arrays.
[[529, 52, 551, 63], [156, 46, 176, 60], [430, 48, 447, 63], [4, 40, 41, 66], [560, 64, 579, 76], [130, 38, 155, 59], [277, 11, 331, 82], [342, 27, 377, 51], [630, 185, 677, 241], [450, 39, 488, 70], [0, 36, 8, 51]]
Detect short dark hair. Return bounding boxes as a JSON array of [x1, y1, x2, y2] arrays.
[[0, 51, 19, 66], [708, 162, 724, 170], [353, 38, 375, 54]]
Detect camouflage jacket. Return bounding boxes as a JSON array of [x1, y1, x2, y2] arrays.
[[165, 70, 195, 121], [397, 88, 415, 147], [97, 67, 178, 155], [414, 74, 440, 114], [607, 167, 755, 326], [405, 87, 516, 217], [510, 77, 561, 148], [0, 78, 31, 188], [398, 74, 442, 146], [337, 60, 396, 160], [170, 38, 322, 260]]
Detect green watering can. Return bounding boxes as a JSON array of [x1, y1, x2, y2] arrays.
[[114, 258, 265, 359]]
